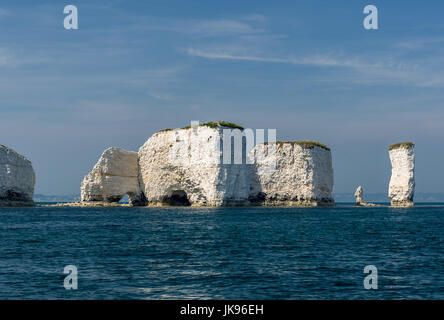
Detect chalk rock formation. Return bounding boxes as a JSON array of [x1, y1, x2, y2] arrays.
[[354, 185, 377, 206], [388, 143, 415, 207], [249, 142, 334, 206], [138, 124, 250, 206], [354, 186, 364, 205], [81, 147, 146, 205], [80, 122, 336, 207], [0, 145, 35, 206]]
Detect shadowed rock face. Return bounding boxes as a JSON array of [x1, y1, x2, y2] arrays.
[[388, 144, 415, 207], [0, 145, 35, 206], [81, 147, 146, 206]]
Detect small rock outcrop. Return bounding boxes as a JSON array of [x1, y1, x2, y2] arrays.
[[0, 145, 35, 206], [388, 142, 415, 207], [249, 141, 334, 206], [81, 147, 146, 206], [354, 186, 377, 206], [138, 123, 250, 206]]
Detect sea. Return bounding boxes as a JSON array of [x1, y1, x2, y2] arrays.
[[0, 204, 442, 299]]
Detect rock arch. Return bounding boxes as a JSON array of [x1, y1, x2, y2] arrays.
[[81, 147, 146, 206], [162, 190, 191, 206]]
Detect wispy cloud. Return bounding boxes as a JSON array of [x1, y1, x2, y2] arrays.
[[395, 37, 444, 50], [188, 19, 264, 38], [242, 14, 268, 23], [0, 55, 10, 66], [187, 47, 444, 88], [0, 48, 16, 67], [137, 14, 275, 40], [187, 47, 377, 68], [147, 90, 174, 101], [186, 47, 398, 73]]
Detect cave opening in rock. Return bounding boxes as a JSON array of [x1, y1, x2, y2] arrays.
[[106, 195, 123, 203], [163, 190, 191, 206]]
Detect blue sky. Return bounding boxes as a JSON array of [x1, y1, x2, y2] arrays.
[[1, 0, 444, 195]]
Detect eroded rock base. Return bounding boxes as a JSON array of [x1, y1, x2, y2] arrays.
[[390, 201, 414, 207]]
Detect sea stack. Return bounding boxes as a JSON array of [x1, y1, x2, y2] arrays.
[[388, 142, 415, 207], [354, 186, 364, 206], [81, 147, 146, 206], [249, 141, 334, 206], [354, 185, 376, 206], [0, 145, 35, 207], [138, 122, 250, 206]]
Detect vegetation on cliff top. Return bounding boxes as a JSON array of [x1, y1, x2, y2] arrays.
[[264, 141, 330, 151], [157, 121, 244, 133], [201, 121, 244, 130], [389, 142, 414, 150], [154, 126, 329, 151]]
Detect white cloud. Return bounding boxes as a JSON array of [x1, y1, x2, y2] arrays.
[[187, 47, 444, 88], [139, 15, 272, 39], [147, 90, 173, 101], [242, 14, 268, 23], [0, 49, 16, 67], [189, 19, 264, 37], [0, 55, 9, 66], [395, 37, 444, 50], [187, 47, 376, 68]]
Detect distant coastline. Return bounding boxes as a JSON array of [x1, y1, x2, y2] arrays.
[[33, 193, 444, 204], [334, 193, 444, 203], [33, 194, 80, 203]]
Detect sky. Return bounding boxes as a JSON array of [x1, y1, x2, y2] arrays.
[[1, 0, 444, 195]]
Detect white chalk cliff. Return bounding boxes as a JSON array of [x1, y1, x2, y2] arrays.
[[138, 125, 250, 206], [81, 122, 335, 207], [81, 147, 146, 205], [0, 145, 35, 206], [388, 143, 415, 207], [249, 142, 334, 206]]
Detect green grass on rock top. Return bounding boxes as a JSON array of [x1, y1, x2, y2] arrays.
[[157, 121, 244, 133], [389, 142, 414, 150], [264, 140, 330, 151], [200, 121, 244, 130], [155, 125, 330, 151]]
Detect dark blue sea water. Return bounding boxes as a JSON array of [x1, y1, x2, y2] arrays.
[[0, 204, 442, 299]]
